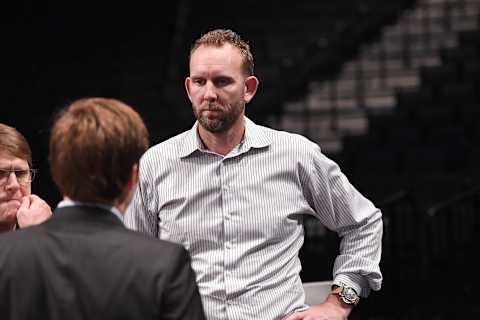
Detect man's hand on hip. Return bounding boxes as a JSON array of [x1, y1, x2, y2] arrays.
[[284, 294, 352, 320]]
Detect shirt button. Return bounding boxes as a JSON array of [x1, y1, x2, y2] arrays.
[[225, 241, 232, 249]]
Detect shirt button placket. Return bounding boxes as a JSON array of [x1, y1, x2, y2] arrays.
[[222, 159, 236, 304]]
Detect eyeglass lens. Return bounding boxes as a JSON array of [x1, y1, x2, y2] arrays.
[[0, 169, 35, 185]]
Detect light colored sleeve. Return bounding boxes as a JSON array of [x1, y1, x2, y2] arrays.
[[300, 144, 383, 297], [124, 160, 159, 237]]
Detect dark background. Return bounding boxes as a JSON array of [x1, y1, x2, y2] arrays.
[[3, 1, 480, 318]]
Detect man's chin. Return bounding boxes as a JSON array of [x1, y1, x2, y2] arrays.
[[199, 118, 226, 133]]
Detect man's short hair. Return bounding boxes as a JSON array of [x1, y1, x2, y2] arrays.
[[49, 98, 149, 204], [0, 123, 32, 168], [189, 28, 254, 76]]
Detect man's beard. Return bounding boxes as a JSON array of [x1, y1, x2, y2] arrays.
[[194, 102, 244, 133]]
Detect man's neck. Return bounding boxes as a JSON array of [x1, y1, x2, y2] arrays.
[[198, 118, 245, 156]]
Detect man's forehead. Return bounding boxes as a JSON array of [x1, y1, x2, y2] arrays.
[[0, 152, 28, 169], [193, 56, 233, 66], [190, 44, 242, 67]]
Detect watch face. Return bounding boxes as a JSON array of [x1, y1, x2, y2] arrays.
[[341, 287, 358, 304]]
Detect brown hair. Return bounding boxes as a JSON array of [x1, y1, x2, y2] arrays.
[[49, 98, 149, 204], [189, 29, 254, 76], [0, 123, 32, 168]]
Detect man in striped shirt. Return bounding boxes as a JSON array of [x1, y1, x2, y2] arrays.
[[125, 29, 383, 320]]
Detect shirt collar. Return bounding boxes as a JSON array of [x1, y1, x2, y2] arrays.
[[177, 121, 203, 158], [178, 117, 272, 158], [57, 198, 124, 223]]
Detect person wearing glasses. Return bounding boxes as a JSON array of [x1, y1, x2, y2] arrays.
[[0, 123, 52, 232]]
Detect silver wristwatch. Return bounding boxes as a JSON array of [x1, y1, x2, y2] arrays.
[[331, 284, 360, 306]]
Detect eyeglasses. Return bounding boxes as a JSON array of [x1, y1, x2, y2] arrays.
[[0, 169, 36, 186]]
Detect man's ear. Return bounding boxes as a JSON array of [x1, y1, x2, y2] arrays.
[[115, 163, 139, 213], [128, 163, 139, 189], [244, 75, 259, 103], [185, 77, 193, 102]]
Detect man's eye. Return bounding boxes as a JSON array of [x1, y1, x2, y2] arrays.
[[216, 78, 230, 86], [193, 79, 205, 85], [17, 170, 29, 179]]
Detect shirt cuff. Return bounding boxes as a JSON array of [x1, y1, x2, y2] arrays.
[[333, 273, 370, 298]]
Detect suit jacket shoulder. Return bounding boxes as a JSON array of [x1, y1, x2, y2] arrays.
[[0, 205, 205, 320]]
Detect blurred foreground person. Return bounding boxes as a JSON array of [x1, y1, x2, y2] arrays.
[[0, 123, 51, 232], [0, 98, 205, 320]]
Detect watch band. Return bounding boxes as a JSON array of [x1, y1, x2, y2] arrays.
[[331, 285, 343, 295]]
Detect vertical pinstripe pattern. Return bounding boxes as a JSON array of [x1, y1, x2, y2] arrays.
[[125, 117, 383, 320]]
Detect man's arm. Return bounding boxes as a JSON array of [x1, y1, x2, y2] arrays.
[[301, 144, 383, 298], [290, 146, 382, 320], [124, 168, 159, 236]]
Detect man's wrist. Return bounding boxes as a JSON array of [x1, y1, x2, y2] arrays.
[[331, 283, 360, 306]]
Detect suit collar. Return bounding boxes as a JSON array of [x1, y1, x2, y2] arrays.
[[51, 205, 125, 228], [57, 199, 123, 223]]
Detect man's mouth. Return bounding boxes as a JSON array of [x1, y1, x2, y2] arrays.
[[0, 193, 21, 201], [202, 102, 224, 111], [204, 106, 222, 111]]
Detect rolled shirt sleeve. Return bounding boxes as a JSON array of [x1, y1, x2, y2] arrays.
[[301, 144, 383, 297]]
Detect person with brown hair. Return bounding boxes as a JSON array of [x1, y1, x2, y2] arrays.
[[0, 123, 52, 232], [0, 98, 205, 320], [126, 29, 383, 320]]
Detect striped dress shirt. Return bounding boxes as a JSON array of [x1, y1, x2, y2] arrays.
[[125, 117, 383, 320]]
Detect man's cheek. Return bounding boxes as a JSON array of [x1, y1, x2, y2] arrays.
[[21, 185, 31, 196]]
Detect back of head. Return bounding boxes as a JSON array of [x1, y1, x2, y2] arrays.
[[0, 123, 32, 167], [49, 98, 149, 204]]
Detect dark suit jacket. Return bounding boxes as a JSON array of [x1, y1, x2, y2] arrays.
[[0, 205, 205, 320]]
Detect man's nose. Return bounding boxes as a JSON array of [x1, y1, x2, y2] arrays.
[[5, 172, 21, 191], [203, 82, 217, 102]]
